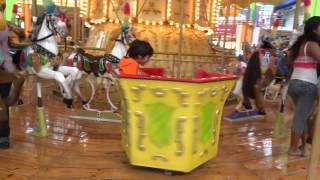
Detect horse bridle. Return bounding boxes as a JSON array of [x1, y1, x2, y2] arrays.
[[32, 14, 63, 42]]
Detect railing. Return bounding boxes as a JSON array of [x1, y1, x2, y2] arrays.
[[59, 45, 237, 77]]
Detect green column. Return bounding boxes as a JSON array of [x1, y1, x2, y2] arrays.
[[310, 0, 320, 17], [5, 0, 17, 21]]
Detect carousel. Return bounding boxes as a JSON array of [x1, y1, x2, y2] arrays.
[[0, 0, 320, 179]]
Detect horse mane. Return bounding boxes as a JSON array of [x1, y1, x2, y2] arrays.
[[30, 13, 46, 41]]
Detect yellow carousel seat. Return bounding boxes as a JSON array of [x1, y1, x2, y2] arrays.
[[118, 68, 237, 172]]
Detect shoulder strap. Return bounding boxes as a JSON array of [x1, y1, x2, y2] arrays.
[[304, 42, 310, 56]]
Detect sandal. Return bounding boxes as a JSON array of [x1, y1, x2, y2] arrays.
[[288, 148, 303, 157], [299, 145, 309, 157]]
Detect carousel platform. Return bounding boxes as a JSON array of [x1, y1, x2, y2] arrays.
[[3, 76, 320, 179]]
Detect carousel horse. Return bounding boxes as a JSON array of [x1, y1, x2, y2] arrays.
[[65, 47, 120, 112], [13, 10, 87, 108], [65, 27, 135, 112]]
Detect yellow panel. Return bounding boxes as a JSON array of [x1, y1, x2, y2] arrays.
[[119, 76, 236, 172]]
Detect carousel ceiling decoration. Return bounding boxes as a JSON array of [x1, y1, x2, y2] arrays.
[[223, 0, 282, 7], [78, 0, 282, 30]]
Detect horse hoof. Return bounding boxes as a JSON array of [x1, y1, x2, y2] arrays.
[[18, 99, 24, 105], [82, 100, 90, 110], [63, 98, 73, 108]]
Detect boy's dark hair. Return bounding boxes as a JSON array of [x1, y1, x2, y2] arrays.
[[127, 39, 154, 58]]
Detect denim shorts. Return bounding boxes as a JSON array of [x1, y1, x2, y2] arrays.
[[288, 79, 317, 134]]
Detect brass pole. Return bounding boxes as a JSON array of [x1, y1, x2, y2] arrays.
[[222, 0, 230, 67], [73, 0, 78, 43], [32, 0, 37, 16], [177, 0, 184, 77], [107, 0, 110, 19], [136, 0, 140, 19], [243, 0, 251, 50], [307, 90, 320, 180], [164, 0, 168, 22], [223, 1, 230, 50], [293, 0, 301, 30], [192, 0, 196, 25], [209, 0, 213, 26], [233, 4, 236, 49]]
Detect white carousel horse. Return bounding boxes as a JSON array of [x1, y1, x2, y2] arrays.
[[65, 29, 135, 112], [17, 12, 86, 108]]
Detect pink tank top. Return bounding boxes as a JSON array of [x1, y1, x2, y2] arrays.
[[291, 42, 318, 85], [293, 42, 317, 68]]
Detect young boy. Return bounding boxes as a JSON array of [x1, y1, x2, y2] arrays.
[[119, 39, 154, 75]]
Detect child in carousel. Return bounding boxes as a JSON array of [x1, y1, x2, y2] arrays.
[[118, 39, 154, 75]]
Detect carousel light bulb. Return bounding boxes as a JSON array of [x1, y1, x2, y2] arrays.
[[187, 24, 191, 28], [138, 19, 143, 23], [115, 20, 120, 24], [145, 21, 150, 25], [170, 21, 174, 26], [152, 21, 156, 26], [109, 19, 114, 23], [159, 21, 163, 25]]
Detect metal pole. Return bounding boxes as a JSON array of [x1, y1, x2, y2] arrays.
[[223, 1, 230, 50], [177, 0, 184, 77], [307, 91, 320, 180], [32, 0, 37, 17], [164, 0, 168, 22], [243, 0, 251, 50], [192, 0, 196, 25], [73, 0, 78, 43], [293, 0, 301, 30], [209, 0, 213, 26], [222, 0, 230, 68]]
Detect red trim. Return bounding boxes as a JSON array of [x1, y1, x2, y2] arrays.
[[293, 63, 317, 68], [119, 73, 239, 83]]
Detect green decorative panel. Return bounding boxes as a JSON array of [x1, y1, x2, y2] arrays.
[[199, 102, 215, 144], [145, 102, 175, 148]]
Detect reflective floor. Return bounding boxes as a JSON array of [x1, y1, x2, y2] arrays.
[[1, 76, 320, 179]]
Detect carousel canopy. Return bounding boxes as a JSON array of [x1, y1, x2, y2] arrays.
[[223, 0, 283, 7]]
